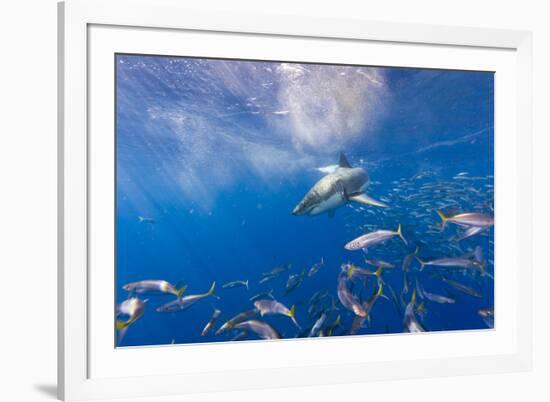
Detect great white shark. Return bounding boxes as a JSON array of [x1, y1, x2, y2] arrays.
[[292, 153, 388, 217]]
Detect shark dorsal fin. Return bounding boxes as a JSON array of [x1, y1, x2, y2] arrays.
[[339, 153, 352, 168]]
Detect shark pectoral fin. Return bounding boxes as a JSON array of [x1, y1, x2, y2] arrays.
[[349, 193, 388, 208], [328, 209, 336, 219]]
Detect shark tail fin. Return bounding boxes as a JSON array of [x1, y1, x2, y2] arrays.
[[396, 224, 408, 245], [436, 210, 448, 231]]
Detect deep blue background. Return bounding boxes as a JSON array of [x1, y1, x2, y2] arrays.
[[115, 55, 494, 347]]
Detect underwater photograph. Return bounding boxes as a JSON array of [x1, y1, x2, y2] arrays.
[[115, 54, 494, 347]]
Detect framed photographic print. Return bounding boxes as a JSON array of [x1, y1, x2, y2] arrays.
[[58, 0, 533, 400]]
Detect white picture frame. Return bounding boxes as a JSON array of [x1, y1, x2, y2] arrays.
[[58, 0, 533, 400]]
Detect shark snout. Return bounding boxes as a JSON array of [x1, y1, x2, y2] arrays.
[[292, 201, 307, 216]]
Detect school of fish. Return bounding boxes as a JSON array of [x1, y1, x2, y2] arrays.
[[116, 153, 494, 345]]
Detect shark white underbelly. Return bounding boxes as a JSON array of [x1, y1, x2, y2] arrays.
[[309, 192, 347, 215]]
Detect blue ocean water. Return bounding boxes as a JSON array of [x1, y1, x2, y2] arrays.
[[115, 54, 494, 347]]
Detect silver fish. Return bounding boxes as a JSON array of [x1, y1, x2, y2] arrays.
[[341, 263, 382, 281], [441, 278, 482, 298], [344, 225, 407, 251], [259, 274, 277, 284], [349, 314, 367, 335], [308, 289, 329, 306], [403, 291, 425, 333], [416, 256, 484, 273], [417, 280, 455, 304], [156, 282, 216, 313], [216, 309, 258, 335], [249, 289, 274, 302], [222, 280, 249, 290], [122, 280, 187, 297], [401, 271, 410, 298], [116, 297, 145, 342], [325, 314, 341, 336], [284, 270, 305, 295], [308, 257, 325, 277], [478, 308, 494, 328], [261, 264, 290, 277], [138, 216, 155, 224], [233, 320, 280, 340], [254, 299, 300, 329], [309, 313, 327, 337], [384, 282, 402, 316], [365, 259, 395, 269], [463, 246, 484, 262], [456, 226, 487, 241], [423, 291, 455, 304], [402, 246, 420, 272], [415, 278, 425, 300], [230, 331, 248, 341], [201, 307, 221, 336], [437, 210, 494, 229], [116, 297, 145, 322], [337, 273, 368, 317], [363, 283, 385, 317]]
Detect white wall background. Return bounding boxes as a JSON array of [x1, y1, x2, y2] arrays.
[[0, 0, 547, 401]]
